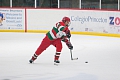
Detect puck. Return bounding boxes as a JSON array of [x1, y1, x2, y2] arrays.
[[85, 61, 88, 63]]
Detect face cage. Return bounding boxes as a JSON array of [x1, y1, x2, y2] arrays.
[[66, 21, 71, 27]]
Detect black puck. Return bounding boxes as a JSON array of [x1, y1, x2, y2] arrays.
[[85, 61, 88, 63]]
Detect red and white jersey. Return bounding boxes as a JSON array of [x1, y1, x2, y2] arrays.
[[46, 21, 70, 41]]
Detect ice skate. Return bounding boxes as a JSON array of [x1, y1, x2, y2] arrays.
[[29, 57, 36, 63], [54, 60, 60, 65], [29, 59, 34, 63], [29, 54, 38, 63]]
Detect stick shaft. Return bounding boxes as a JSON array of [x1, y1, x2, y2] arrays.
[[70, 49, 73, 60], [69, 38, 73, 60], [69, 38, 78, 60]]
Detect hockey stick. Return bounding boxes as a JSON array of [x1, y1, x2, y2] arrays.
[[70, 49, 78, 60], [69, 38, 78, 60]]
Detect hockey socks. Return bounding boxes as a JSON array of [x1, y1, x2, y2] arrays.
[[54, 52, 61, 64]]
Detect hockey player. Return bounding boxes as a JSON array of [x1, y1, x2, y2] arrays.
[[29, 17, 73, 64]]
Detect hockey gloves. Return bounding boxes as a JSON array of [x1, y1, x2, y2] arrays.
[[66, 42, 73, 50], [66, 30, 71, 38]]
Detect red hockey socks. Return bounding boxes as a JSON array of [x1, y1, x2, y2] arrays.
[[54, 52, 61, 61], [31, 54, 38, 61]]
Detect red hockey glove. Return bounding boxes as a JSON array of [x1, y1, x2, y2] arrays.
[[66, 42, 73, 50], [61, 37, 68, 42], [66, 30, 71, 38], [66, 32, 71, 38]]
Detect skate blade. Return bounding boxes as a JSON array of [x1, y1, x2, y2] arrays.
[[54, 63, 59, 66]]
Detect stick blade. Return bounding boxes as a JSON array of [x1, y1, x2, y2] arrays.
[[72, 58, 78, 60]]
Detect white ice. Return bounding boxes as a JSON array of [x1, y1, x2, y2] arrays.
[[0, 32, 120, 80]]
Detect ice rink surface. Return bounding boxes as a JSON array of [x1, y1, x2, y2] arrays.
[[0, 32, 120, 80]]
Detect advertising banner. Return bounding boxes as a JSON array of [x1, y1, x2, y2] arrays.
[[0, 8, 120, 35], [0, 8, 25, 30], [69, 10, 120, 34], [27, 9, 120, 34], [27, 9, 69, 30]]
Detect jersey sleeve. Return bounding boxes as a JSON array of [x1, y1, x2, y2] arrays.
[[47, 22, 70, 40], [55, 22, 68, 38]]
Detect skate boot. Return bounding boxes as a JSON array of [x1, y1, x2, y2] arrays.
[[54, 60, 60, 63], [54, 60, 60, 65], [29, 54, 38, 63], [29, 59, 34, 63]]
